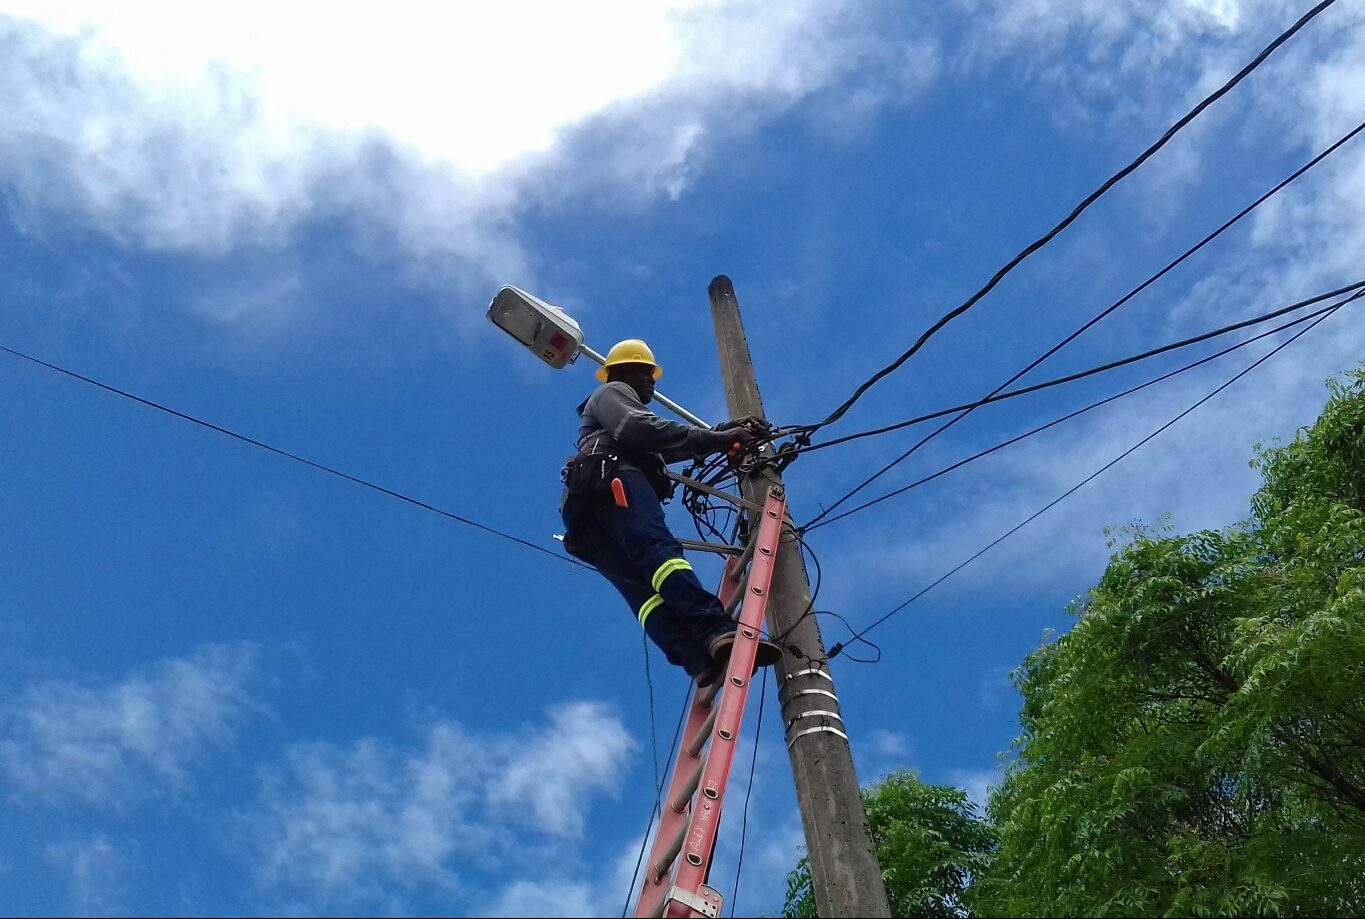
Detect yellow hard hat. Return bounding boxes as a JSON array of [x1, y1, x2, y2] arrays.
[[596, 338, 664, 382]]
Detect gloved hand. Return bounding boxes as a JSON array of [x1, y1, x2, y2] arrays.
[[706, 425, 754, 455]]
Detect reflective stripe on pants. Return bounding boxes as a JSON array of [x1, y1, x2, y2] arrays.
[[651, 557, 693, 592], [638, 593, 665, 626]]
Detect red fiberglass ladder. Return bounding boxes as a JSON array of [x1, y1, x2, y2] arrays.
[[632, 483, 787, 918]]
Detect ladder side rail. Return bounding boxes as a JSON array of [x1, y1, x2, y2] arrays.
[[665, 487, 787, 917], [632, 524, 753, 916]]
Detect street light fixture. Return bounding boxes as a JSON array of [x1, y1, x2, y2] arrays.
[[487, 285, 585, 370], [486, 285, 709, 428]]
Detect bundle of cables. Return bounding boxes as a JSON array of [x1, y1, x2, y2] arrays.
[[679, 449, 746, 545]]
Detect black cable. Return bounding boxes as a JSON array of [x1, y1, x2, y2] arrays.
[[793, 0, 1340, 438], [7, 341, 758, 915], [829, 301, 1341, 655], [729, 675, 767, 918], [816, 610, 882, 664], [802, 114, 1365, 522], [769, 525, 824, 651], [687, 485, 732, 544], [805, 287, 1364, 530], [1, 340, 782, 640], [798, 274, 1365, 457], [643, 632, 662, 809], [0, 343, 581, 567], [683, 466, 740, 546]]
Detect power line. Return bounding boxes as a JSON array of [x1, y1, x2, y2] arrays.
[[814, 610, 882, 664], [801, 113, 1365, 524], [1, 342, 782, 632], [790, 0, 1340, 439], [807, 290, 1361, 531], [797, 277, 1365, 458], [769, 523, 823, 651], [827, 300, 1341, 656], [643, 633, 663, 814], [0, 343, 580, 567]]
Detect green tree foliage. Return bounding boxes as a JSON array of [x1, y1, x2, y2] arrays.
[[782, 770, 995, 918], [977, 369, 1365, 917]]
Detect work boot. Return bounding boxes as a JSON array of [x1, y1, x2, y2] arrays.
[[707, 630, 783, 672]]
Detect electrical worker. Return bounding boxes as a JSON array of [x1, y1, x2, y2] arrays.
[[561, 339, 782, 687]]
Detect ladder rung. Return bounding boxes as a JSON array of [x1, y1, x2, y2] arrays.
[[671, 759, 705, 814], [653, 821, 688, 881], [686, 706, 719, 758], [723, 565, 754, 615], [723, 582, 745, 616], [722, 540, 757, 615]]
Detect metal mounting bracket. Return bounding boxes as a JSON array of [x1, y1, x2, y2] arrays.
[[665, 470, 762, 512], [677, 538, 744, 556]]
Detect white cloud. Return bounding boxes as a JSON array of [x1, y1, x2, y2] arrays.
[[0, 1, 696, 175], [0, 1, 1354, 325], [0, 0, 940, 308], [487, 879, 598, 919], [747, 810, 806, 906], [839, 311, 1365, 610], [955, 0, 1365, 251], [607, 829, 665, 918], [481, 717, 794, 918], [250, 725, 474, 905], [246, 700, 633, 909], [0, 643, 260, 809], [488, 700, 635, 838], [868, 728, 911, 759], [46, 834, 134, 918], [947, 767, 999, 813], [960, 0, 1290, 81], [977, 665, 1016, 710], [813, 0, 1365, 615], [482, 827, 670, 919]]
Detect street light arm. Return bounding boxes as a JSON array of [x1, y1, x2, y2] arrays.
[[579, 344, 711, 429]]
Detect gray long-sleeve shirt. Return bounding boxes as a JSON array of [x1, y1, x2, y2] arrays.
[[576, 381, 715, 465]]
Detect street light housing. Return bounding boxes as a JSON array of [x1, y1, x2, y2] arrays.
[[486, 285, 584, 370], [488, 283, 710, 427]]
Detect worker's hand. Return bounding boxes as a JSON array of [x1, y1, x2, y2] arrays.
[[707, 425, 754, 455]]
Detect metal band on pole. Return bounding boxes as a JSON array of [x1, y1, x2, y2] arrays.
[[787, 725, 850, 748], [786, 710, 844, 728]]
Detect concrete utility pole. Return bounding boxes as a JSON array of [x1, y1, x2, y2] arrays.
[[709, 276, 890, 918]]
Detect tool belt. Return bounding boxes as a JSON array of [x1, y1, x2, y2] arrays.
[[563, 452, 619, 497], [563, 452, 673, 502]]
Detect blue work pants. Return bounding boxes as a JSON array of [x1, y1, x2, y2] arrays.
[[562, 470, 733, 678]]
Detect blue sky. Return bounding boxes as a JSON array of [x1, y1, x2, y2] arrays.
[[2, 2, 1363, 916]]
